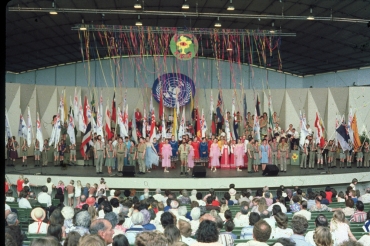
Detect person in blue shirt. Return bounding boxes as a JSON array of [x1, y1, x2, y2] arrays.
[[153, 138, 159, 153], [240, 212, 260, 239], [222, 220, 237, 239], [199, 137, 209, 166], [169, 135, 179, 169]]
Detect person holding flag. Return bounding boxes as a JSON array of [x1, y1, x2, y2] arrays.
[[21, 138, 28, 167], [42, 139, 50, 166]]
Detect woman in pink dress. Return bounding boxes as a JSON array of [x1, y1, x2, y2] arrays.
[[235, 139, 245, 172], [229, 140, 236, 169], [209, 139, 221, 172], [187, 139, 195, 172], [161, 138, 172, 173], [220, 142, 230, 169]]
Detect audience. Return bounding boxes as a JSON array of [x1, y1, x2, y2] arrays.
[[90, 219, 115, 245], [135, 231, 168, 246], [237, 220, 272, 246], [330, 210, 357, 245], [178, 219, 197, 246], [240, 212, 260, 239], [358, 187, 370, 203], [293, 201, 311, 221], [304, 214, 332, 245], [5, 212, 24, 246], [29, 207, 48, 234], [193, 219, 222, 246], [290, 215, 310, 246], [273, 212, 293, 239], [350, 201, 367, 222]]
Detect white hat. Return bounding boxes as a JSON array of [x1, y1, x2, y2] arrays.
[[31, 207, 46, 221], [61, 206, 75, 220]]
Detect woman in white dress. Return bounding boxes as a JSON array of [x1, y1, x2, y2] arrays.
[[75, 180, 82, 205]]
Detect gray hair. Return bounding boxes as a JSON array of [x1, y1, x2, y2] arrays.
[[191, 189, 197, 196], [156, 188, 161, 194], [182, 190, 188, 197], [170, 200, 179, 209], [121, 206, 129, 216], [75, 211, 91, 228], [104, 212, 118, 228], [89, 219, 107, 235], [6, 212, 18, 225], [131, 211, 144, 225], [190, 207, 201, 220], [178, 206, 187, 216]]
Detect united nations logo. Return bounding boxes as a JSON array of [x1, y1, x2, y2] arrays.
[[292, 153, 298, 161], [152, 73, 196, 108], [170, 34, 198, 60]]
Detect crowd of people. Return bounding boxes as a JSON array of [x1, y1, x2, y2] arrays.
[[4, 176, 370, 246]]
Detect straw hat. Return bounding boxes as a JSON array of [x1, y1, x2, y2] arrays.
[[61, 206, 74, 220], [31, 207, 46, 221]]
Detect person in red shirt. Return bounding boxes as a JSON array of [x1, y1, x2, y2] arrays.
[[5, 178, 10, 193], [325, 186, 333, 203], [192, 138, 200, 160], [16, 175, 24, 197], [135, 108, 142, 132]]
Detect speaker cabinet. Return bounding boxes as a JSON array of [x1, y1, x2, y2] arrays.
[[192, 165, 207, 178], [122, 166, 136, 177], [262, 165, 279, 176]]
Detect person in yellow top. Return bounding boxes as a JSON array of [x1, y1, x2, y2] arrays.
[[178, 139, 190, 176], [278, 137, 289, 172], [218, 134, 226, 150]]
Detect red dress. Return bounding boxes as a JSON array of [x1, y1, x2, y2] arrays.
[[220, 145, 230, 169], [192, 141, 200, 160], [229, 144, 236, 169], [17, 179, 24, 192]]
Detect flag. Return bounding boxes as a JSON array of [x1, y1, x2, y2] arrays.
[[190, 90, 195, 120], [348, 108, 354, 144], [159, 85, 164, 119], [118, 107, 128, 137], [201, 108, 207, 138], [210, 90, 214, 120], [176, 91, 180, 116], [111, 92, 116, 124], [74, 88, 79, 125], [254, 107, 260, 142], [224, 110, 231, 142], [59, 92, 65, 124], [27, 106, 32, 147], [36, 113, 43, 152], [352, 113, 361, 150], [5, 110, 13, 141], [231, 98, 236, 140], [78, 95, 86, 133], [67, 112, 76, 145], [243, 93, 247, 127], [142, 108, 147, 138], [172, 106, 178, 140], [161, 113, 166, 140], [99, 91, 103, 118], [95, 104, 104, 138], [63, 90, 68, 123], [49, 114, 61, 148], [131, 110, 138, 143], [150, 95, 154, 116], [84, 96, 92, 123], [336, 116, 351, 152], [48, 115, 57, 146], [18, 114, 27, 138], [178, 107, 186, 140], [80, 122, 92, 157], [91, 93, 96, 121], [255, 94, 261, 117], [299, 111, 309, 147], [216, 91, 223, 126], [105, 105, 113, 140], [335, 113, 340, 146], [314, 112, 325, 148], [196, 108, 201, 140], [268, 92, 274, 129], [150, 108, 156, 142], [124, 104, 129, 132]]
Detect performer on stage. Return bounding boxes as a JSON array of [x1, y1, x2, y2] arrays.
[[137, 137, 146, 174], [346, 143, 353, 168], [34, 139, 41, 167], [21, 139, 28, 167], [199, 137, 209, 166], [42, 139, 49, 166], [59, 139, 67, 170], [220, 141, 230, 169], [192, 138, 200, 162], [179, 139, 190, 176], [300, 139, 309, 169], [105, 139, 116, 176], [278, 137, 289, 172], [364, 141, 369, 167], [94, 135, 105, 174], [355, 146, 363, 168], [145, 137, 159, 173], [128, 140, 137, 167], [152, 138, 159, 169], [135, 108, 142, 133], [338, 143, 345, 168], [316, 143, 324, 170], [247, 138, 254, 173], [234, 139, 244, 172], [7, 137, 17, 166], [169, 135, 179, 169], [209, 138, 220, 172], [308, 137, 317, 169], [116, 137, 127, 173], [69, 142, 76, 165], [124, 136, 131, 167], [161, 138, 172, 173], [260, 138, 270, 172], [229, 139, 236, 169], [270, 137, 278, 166], [327, 140, 337, 168], [187, 139, 195, 173], [253, 141, 261, 172]]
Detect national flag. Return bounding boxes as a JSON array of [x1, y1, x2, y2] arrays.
[[172, 106, 178, 140], [231, 98, 236, 140], [63, 90, 68, 123], [314, 112, 325, 148], [201, 108, 207, 138], [91, 93, 96, 121], [150, 108, 156, 142], [268, 92, 274, 129], [95, 104, 104, 138], [112, 92, 117, 124], [5, 110, 13, 141], [131, 110, 138, 143], [254, 106, 260, 142], [105, 105, 113, 140], [348, 108, 354, 144], [26, 106, 32, 147], [48, 115, 57, 146], [73, 88, 79, 125], [36, 113, 43, 152], [161, 113, 166, 140], [117, 107, 128, 137], [178, 108, 186, 140], [150, 95, 154, 115], [124, 104, 129, 132], [59, 92, 65, 124], [210, 90, 214, 120], [142, 108, 147, 138], [255, 94, 261, 117], [299, 111, 309, 147], [18, 114, 27, 138], [336, 116, 351, 151], [196, 108, 201, 140], [80, 122, 92, 157], [224, 110, 231, 142], [352, 113, 361, 150], [49, 114, 61, 148], [78, 95, 86, 133], [67, 112, 76, 145], [335, 113, 340, 146], [243, 93, 247, 127], [159, 85, 164, 119]]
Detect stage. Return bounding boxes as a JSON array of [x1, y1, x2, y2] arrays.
[[5, 157, 370, 190]]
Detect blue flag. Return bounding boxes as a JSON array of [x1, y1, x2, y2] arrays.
[[336, 122, 351, 151]]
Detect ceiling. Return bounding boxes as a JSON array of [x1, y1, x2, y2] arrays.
[[6, 0, 370, 76]]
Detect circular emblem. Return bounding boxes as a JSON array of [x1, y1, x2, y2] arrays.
[[170, 33, 198, 60], [292, 153, 298, 161], [152, 73, 196, 108]]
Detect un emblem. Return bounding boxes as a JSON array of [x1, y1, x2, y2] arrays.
[[170, 34, 198, 60]]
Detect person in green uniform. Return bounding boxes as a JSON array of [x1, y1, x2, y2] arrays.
[[137, 137, 146, 174], [34, 139, 41, 167], [300, 139, 308, 169], [116, 137, 127, 174], [270, 137, 279, 166], [247, 138, 254, 173], [129, 140, 137, 167], [178, 139, 190, 176], [94, 135, 105, 174], [278, 137, 289, 172], [42, 139, 50, 166], [21, 139, 28, 167], [105, 139, 116, 176], [308, 138, 317, 169]]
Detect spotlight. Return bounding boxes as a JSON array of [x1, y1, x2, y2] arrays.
[[135, 15, 142, 26], [182, 0, 189, 9], [227, 0, 234, 11], [134, 0, 142, 9], [215, 17, 221, 27], [269, 21, 276, 33], [49, 1, 58, 15], [80, 19, 87, 31], [307, 7, 315, 20]]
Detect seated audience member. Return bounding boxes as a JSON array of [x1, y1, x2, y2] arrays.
[[234, 203, 250, 227], [78, 234, 105, 246], [273, 212, 293, 239], [110, 198, 122, 214], [177, 206, 190, 223], [104, 212, 122, 239], [164, 198, 173, 212], [223, 220, 237, 239], [189, 189, 197, 202], [190, 207, 201, 235], [307, 192, 316, 210], [196, 192, 206, 206], [336, 191, 346, 203], [273, 238, 296, 246], [305, 214, 332, 245], [178, 219, 197, 246], [224, 192, 234, 206], [240, 212, 261, 239], [18, 191, 32, 209], [239, 190, 251, 205], [125, 212, 145, 244], [293, 201, 311, 221], [267, 196, 287, 213], [363, 210, 370, 232], [47, 224, 64, 245], [264, 192, 273, 207], [61, 206, 75, 234], [29, 207, 48, 234], [153, 188, 165, 202], [135, 231, 168, 246], [358, 187, 370, 203], [325, 186, 333, 203], [289, 195, 301, 213], [237, 220, 272, 246], [158, 211, 177, 233], [193, 219, 222, 246], [164, 224, 181, 245], [312, 226, 333, 246], [350, 201, 367, 223], [330, 210, 357, 245], [139, 188, 149, 201], [30, 236, 61, 246], [140, 209, 156, 231], [319, 191, 329, 205], [5, 212, 24, 246], [218, 199, 229, 221], [342, 198, 355, 217], [112, 234, 129, 246], [70, 210, 91, 236], [260, 210, 275, 233], [169, 200, 180, 218], [63, 231, 81, 246], [90, 219, 116, 245], [6, 190, 16, 202], [206, 196, 220, 212], [309, 197, 333, 212], [289, 215, 311, 246], [114, 212, 126, 234], [178, 190, 191, 205], [37, 186, 52, 207], [215, 216, 234, 246], [358, 233, 370, 246]]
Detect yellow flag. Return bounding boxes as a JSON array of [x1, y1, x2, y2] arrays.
[[172, 106, 178, 140], [352, 113, 361, 150], [64, 90, 68, 123]]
